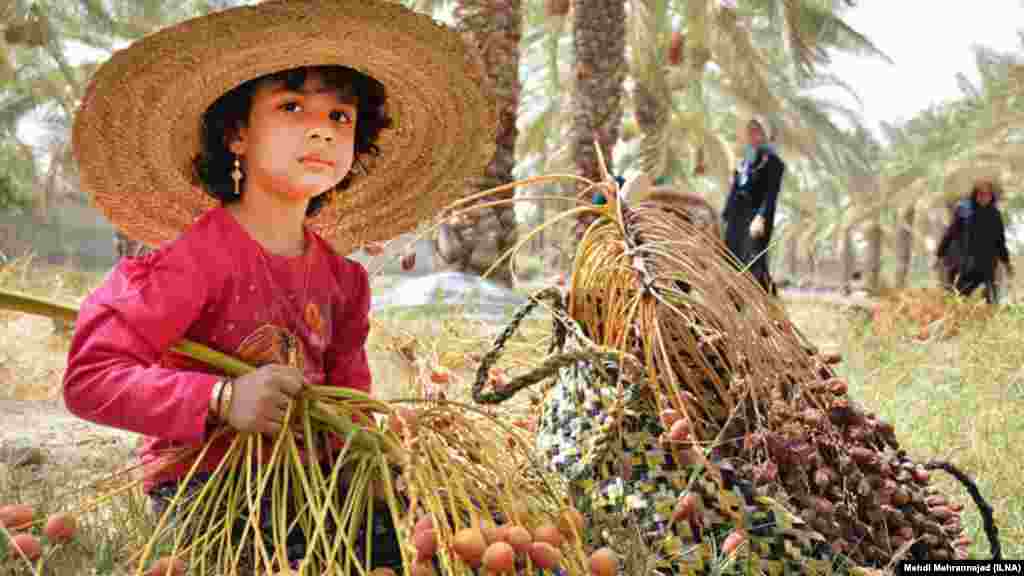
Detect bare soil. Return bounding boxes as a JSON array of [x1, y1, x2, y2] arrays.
[[0, 398, 137, 476]]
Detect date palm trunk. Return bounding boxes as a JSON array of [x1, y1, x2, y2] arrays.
[[865, 218, 883, 295], [841, 225, 856, 291], [435, 0, 522, 286], [570, 0, 626, 238], [895, 203, 916, 289], [633, 81, 668, 178]]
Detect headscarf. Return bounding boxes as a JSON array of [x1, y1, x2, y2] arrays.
[[969, 178, 1002, 206], [737, 116, 777, 188]]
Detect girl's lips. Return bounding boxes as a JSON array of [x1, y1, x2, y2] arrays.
[[299, 156, 335, 167]]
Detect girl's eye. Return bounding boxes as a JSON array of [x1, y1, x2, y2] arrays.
[[280, 101, 302, 112], [329, 110, 352, 124]]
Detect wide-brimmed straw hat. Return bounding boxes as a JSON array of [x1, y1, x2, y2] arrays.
[[72, 0, 497, 254]]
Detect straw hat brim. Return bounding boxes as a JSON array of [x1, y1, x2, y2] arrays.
[[72, 0, 498, 254]]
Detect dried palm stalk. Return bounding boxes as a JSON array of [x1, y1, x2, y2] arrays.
[[472, 188, 999, 568], [394, 401, 588, 573], [0, 289, 591, 575], [473, 289, 843, 575], [568, 195, 796, 444]]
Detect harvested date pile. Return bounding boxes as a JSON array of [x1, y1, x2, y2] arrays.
[[473, 189, 998, 571], [869, 287, 994, 340], [743, 339, 981, 564]]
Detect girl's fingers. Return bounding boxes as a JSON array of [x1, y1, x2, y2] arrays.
[[261, 420, 281, 437], [272, 402, 290, 421], [265, 365, 303, 397], [262, 409, 286, 434], [279, 379, 304, 398], [275, 394, 292, 411], [276, 367, 306, 396]]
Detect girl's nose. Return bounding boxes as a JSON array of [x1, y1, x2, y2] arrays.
[[306, 126, 334, 144]]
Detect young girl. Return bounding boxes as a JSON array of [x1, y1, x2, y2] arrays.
[[63, 0, 502, 572]]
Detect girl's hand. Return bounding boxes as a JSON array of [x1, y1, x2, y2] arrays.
[[224, 365, 305, 435]]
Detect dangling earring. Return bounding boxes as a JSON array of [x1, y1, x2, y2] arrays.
[[353, 156, 367, 176], [231, 156, 243, 196]]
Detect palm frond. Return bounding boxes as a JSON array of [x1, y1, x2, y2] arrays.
[[710, 7, 782, 114], [0, 90, 38, 135], [797, 3, 892, 64]]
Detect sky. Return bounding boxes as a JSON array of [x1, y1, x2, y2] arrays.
[[811, 1, 1024, 141]]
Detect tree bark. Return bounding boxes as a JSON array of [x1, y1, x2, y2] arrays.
[[806, 241, 817, 282], [865, 218, 883, 294], [840, 225, 856, 290], [632, 51, 670, 179], [785, 229, 800, 279], [435, 0, 522, 286], [571, 0, 626, 204], [894, 203, 916, 289]]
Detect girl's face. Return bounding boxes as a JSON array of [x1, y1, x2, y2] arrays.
[[230, 70, 357, 205]]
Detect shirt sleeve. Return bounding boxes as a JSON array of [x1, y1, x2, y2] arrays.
[[325, 259, 372, 395], [63, 241, 220, 445]]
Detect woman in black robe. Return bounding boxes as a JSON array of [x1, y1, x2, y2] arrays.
[[721, 116, 785, 295], [936, 178, 1014, 303]]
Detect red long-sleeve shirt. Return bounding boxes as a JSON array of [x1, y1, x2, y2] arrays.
[[63, 207, 371, 492]]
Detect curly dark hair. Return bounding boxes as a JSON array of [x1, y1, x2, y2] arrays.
[[193, 65, 391, 218]]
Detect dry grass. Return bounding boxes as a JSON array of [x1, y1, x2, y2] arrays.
[[367, 307, 551, 401], [0, 448, 157, 575], [0, 258, 555, 574], [1, 256, 1023, 572], [869, 287, 998, 341], [0, 257, 105, 401], [0, 314, 71, 401]]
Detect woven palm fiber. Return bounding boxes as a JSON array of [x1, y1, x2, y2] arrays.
[[644, 188, 721, 240], [473, 198, 997, 572]]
